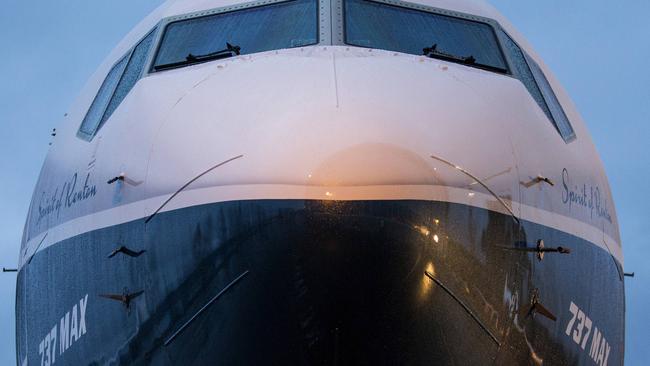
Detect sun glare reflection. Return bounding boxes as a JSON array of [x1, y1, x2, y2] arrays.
[[413, 225, 430, 237], [418, 262, 436, 302]]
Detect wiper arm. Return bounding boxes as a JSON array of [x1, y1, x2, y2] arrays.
[[423, 44, 475, 65], [187, 42, 241, 62], [422, 44, 506, 74], [154, 42, 241, 71]]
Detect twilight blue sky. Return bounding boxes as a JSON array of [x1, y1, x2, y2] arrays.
[[0, 1, 647, 365]]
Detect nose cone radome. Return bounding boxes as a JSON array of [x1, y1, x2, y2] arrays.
[[145, 47, 523, 209]]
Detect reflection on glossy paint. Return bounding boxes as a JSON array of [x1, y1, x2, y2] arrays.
[[418, 262, 437, 302], [513, 314, 544, 366], [468, 167, 512, 186], [413, 225, 430, 237]]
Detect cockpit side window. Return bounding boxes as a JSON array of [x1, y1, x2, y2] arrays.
[[100, 29, 157, 129], [500, 30, 575, 142], [344, 0, 508, 74], [152, 0, 318, 72], [78, 29, 157, 140], [500, 32, 552, 120], [526, 56, 576, 142], [78, 55, 128, 139]]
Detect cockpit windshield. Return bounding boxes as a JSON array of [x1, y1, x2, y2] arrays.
[[345, 0, 508, 73], [152, 0, 318, 71]]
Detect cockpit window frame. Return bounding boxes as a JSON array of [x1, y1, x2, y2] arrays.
[[147, 0, 324, 74], [340, 0, 511, 75]]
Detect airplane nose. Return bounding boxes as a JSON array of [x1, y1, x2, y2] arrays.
[[134, 48, 524, 364]]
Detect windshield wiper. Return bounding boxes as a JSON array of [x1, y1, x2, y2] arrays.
[[422, 44, 507, 74], [154, 42, 241, 71]]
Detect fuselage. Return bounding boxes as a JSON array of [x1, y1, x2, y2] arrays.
[[16, 0, 624, 365]]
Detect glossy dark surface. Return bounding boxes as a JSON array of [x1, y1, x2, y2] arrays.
[[16, 200, 624, 365]]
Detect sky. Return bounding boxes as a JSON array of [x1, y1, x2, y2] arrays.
[[0, 0, 647, 365]]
